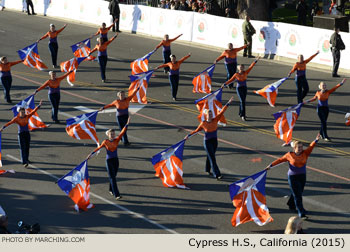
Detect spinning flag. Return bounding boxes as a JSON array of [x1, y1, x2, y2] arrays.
[[11, 95, 47, 131], [71, 38, 95, 61], [65, 111, 99, 146], [195, 88, 227, 125], [57, 160, 94, 212], [60, 57, 86, 86], [254, 77, 288, 107], [151, 139, 188, 189], [273, 103, 303, 144], [192, 64, 215, 94], [229, 170, 273, 227], [128, 70, 154, 104], [17, 43, 47, 70], [130, 49, 156, 75]]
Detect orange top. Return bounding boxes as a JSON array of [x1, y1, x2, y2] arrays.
[[103, 89, 138, 110], [215, 45, 247, 62], [157, 55, 190, 73], [92, 126, 127, 153], [40, 26, 66, 42], [310, 83, 342, 106], [156, 35, 182, 50], [0, 60, 23, 72], [90, 36, 116, 54], [346, 120, 350, 126], [190, 104, 229, 134], [289, 52, 318, 76], [224, 60, 257, 86], [3, 106, 40, 129], [94, 24, 114, 36], [36, 72, 71, 93]]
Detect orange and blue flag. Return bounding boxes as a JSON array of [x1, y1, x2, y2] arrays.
[[17, 43, 47, 70], [128, 70, 154, 104], [254, 77, 288, 107], [195, 88, 227, 125], [66, 111, 99, 146], [273, 103, 303, 144], [192, 64, 215, 94], [229, 170, 273, 227], [71, 38, 95, 61], [151, 139, 189, 189], [60, 57, 86, 86], [130, 50, 156, 75], [11, 95, 47, 131], [57, 160, 94, 212]]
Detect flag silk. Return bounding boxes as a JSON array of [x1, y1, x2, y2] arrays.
[[151, 140, 189, 189], [0, 170, 15, 175], [57, 160, 94, 212], [66, 111, 99, 146], [195, 88, 227, 125], [60, 57, 86, 86], [229, 170, 273, 227], [273, 103, 303, 144], [11, 95, 47, 131], [130, 50, 156, 75], [254, 77, 288, 107], [192, 64, 215, 94], [71, 38, 95, 61], [17, 43, 47, 70], [128, 70, 154, 104]]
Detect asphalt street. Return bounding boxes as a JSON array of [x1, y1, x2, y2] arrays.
[[0, 10, 349, 234]]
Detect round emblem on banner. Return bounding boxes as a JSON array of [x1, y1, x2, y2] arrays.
[[289, 34, 297, 46], [140, 13, 145, 22], [159, 15, 164, 25], [198, 22, 205, 33], [64, 0, 68, 10], [231, 27, 238, 38], [259, 31, 265, 42], [322, 40, 330, 52], [177, 18, 183, 29], [122, 11, 127, 20], [97, 7, 101, 16], [80, 3, 84, 13]]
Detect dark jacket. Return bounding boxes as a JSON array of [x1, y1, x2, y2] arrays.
[[330, 32, 345, 51], [109, 0, 120, 16], [0, 226, 11, 234], [242, 20, 256, 39], [296, 1, 308, 16]]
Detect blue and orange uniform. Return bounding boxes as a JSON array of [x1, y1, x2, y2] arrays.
[[309, 82, 343, 139], [94, 24, 114, 42], [90, 126, 128, 198], [224, 59, 258, 119], [157, 54, 191, 100], [1, 104, 41, 165], [289, 52, 319, 103], [0, 59, 23, 103], [101, 89, 139, 145], [35, 71, 72, 122], [39, 25, 67, 67], [215, 45, 247, 80], [90, 35, 117, 81], [155, 34, 182, 72], [268, 138, 318, 217], [188, 103, 230, 179]]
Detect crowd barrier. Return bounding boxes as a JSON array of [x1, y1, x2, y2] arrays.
[[5, 0, 350, 70]]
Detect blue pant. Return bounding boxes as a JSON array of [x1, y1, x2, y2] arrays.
[[236, 85, 247, 117], [48, 92, 60, 121], [117, 114, 129, 144], [295, 75, 309, 103], [287, 173, 306, 217], [48, 42, 58, 66], [1, 76, 12, 102], [163, 50, 171, 72], [18, 131, 30, 164], [204, 137, 221, 178], [98, 55, 108, 80], [169, 74, 179, 99], [317, 106, 329, 139], [106, 157, 120, 197], [225, 62, 237, 81]]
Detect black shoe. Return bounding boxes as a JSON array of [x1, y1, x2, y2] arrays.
[[301, 214, 309, 220], [54, 120, 60, 124], [243, 54, 247, 57], [115, 196, 122, 200], [7, 100, 12, 104], [216, 175, 223, 180], [248, 55, 255, 58], [23, 163, 29, 168], [116, 30, 121, 33], [332, 74, 340, 77], [124, 142, 131, 146], [33, 13, 37, 15], [28, 13, 31, 15]]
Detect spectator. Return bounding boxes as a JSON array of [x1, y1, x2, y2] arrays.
[[330, 27, 345, 77], [296, 0, 308, 25], [192, 1, 199, 12], [198, 1, 205, 13], [22, 0, 27, 13], [242, 14, 256, 58], [311, 1, 322, 17], [43, 0, 51, 16], [178, 0, 189, 11], [170, 0, 176, 9], [1, 0, 5, 11], [225, 7, 234, 18], [159, 0, 166, 8], [165, 0, 171, 9], [26, 0, 36, 15], [174, 0, 181, 10], [109, 0, 121, 32]]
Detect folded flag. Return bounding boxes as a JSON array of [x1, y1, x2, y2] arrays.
[[273, 103, 303, 144], [60, 57, 86, 86], [229, 170, 273, 227], [130, 49, 156, 75], [17, 43, 47, 70], [0, 170, 15, 175], [71, 38, 95, 61], [195, 88, 227, 125], [151, 139, 189, 189], [254, 77, 288, 107], [192, 64, 215, 94], [128, 70, 154, 104], [11, 95, 47, 131], [57, 160, 94, 212], [66, 111, 99, 146]]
